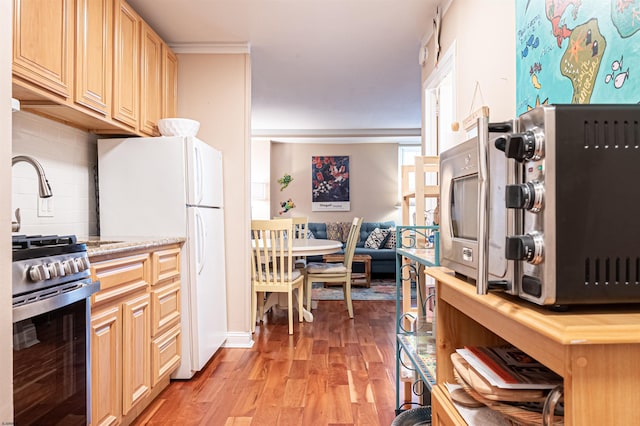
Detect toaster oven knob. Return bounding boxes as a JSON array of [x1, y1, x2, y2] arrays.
[[500, 131, 542, 162], [505, 232, 544, 264], [505, 181, 544, 212], [29, 264, 51, 282]]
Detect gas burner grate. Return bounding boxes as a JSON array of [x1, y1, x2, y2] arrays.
[[12, 234, 78, 250]]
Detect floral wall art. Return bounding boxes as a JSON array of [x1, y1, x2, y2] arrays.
[[312, 156, 350, 211]]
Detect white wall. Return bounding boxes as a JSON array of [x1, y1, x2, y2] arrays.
[[270, 142, 400, 224], [422, 0, 516, 145], [12, 112, 98, 237], [251, 138, 271, 219]]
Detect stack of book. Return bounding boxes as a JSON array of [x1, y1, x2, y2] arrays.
[[450, 345, 564, 424], [455, 345, 562, 391]]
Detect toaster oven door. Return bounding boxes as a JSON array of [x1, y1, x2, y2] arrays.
[[440, 131, 520, 291]]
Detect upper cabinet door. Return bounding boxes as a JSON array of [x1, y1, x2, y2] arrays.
[[140, 22, 163, 136], [13, 0, 74, 99], [75, 0, 113, 115], [112, 0, 140, 130], [162, 46, 178, 119]]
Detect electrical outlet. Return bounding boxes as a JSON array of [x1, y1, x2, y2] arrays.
[[38, 198, 54, 217]]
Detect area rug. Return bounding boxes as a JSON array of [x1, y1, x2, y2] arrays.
[[312, 278, 398, 301]]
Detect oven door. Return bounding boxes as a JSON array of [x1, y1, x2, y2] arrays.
[[440, 137, 480, 279], [13, 279, 99, 425], [440, 127, 520, 293]]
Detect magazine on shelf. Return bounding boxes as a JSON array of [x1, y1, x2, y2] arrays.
[[456, 345, 562, 390]]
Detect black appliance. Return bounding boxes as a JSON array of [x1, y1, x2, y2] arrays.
[[12, 234, 100, 425]]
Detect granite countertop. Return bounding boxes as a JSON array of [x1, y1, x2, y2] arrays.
[[79, 236, 185, 257]]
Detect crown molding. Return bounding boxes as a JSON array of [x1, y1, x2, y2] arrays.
[[252, 128, 422, 145], [169, 42, 251, 54], [251, 128, 421, 138]]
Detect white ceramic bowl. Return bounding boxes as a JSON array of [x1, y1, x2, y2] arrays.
[[157, 118, 200, 137]]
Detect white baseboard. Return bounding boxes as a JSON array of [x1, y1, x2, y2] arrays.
[[223, 332, 254, 348]]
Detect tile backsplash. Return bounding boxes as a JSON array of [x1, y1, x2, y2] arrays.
[[12, 112, 97, 237]]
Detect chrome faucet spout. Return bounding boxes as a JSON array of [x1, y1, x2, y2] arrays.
[[12, 155, 53, 198]]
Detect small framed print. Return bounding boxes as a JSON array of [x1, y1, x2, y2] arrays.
[[311, 155, 350, 212]]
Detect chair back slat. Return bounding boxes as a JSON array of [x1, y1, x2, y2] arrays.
[[343, 217, 363, 269], [251, 219, 295, 286]]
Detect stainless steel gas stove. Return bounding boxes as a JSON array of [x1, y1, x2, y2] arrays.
[[12, 234, 100, 425]]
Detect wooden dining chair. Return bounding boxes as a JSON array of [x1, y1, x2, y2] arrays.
[[251, 218, 304, 334], [305, 217, 363, 318], [273, 216, 309, 269]]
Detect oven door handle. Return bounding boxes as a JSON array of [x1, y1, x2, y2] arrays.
[[13, 279, 100, 323], [477, 114, 490, 295]]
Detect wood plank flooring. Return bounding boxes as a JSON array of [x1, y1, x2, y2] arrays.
[[132, 300, 398, 425]]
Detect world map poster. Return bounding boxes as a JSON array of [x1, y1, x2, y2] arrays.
[[516, 0, 640, 116]]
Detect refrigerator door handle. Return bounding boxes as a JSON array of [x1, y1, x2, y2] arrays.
[[194, 144, 203, 205], [195, 210, 206, 274]]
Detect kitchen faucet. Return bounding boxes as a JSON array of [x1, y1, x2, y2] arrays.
[[11, 155, 53, 232]]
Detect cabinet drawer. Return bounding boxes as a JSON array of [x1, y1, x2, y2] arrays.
[[91, 253, 150, 306], [151, 280, 180, 336], [152, 246, 181, 285], [151, 323, 181, 387]]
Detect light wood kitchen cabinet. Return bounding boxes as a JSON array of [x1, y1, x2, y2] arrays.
[[162, 45, 178, 119], [89, 243, 182, 426], [12, 0, 74, 99], [112, 0, 141, 131], [90, 252, 150, 425], [140, 22, 163, 136], [90, 306, 121, 426], [12, 0, 176, 136], [150, 247, 181, 385], [122, 293, 151, 415], [75, 0, 112, 115]]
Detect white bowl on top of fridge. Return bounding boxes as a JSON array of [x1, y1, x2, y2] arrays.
[[157, 118, 200, 137]]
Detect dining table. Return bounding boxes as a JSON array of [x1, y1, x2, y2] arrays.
[[260, 238, 342, 322]]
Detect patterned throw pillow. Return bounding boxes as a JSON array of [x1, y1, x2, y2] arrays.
[[326, 222, 342, 241], [383, 228, 397, 249], [307, 230, 315, 239], [338, 222, 352, 242], [364, 228, 390, 249]]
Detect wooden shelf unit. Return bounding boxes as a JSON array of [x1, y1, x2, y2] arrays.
[[427, 266, 640, 425]]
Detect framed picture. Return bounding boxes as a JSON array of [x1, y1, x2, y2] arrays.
[[312, 155, 350, 211]]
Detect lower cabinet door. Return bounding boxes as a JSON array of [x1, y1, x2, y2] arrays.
[[122, 292, 151, 415], [151, 323, 181, 386], [91, 306, 122, 426]]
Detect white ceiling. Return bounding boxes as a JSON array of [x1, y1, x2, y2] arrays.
[[127, 0, 440, 143]]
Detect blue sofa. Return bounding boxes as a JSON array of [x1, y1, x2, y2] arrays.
[[307, 221, 396, 275]]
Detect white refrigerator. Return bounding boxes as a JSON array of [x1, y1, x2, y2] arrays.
[[97, 136, 227, 379]]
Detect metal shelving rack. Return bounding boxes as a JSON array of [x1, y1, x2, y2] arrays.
[[394, 225, 440, 414]]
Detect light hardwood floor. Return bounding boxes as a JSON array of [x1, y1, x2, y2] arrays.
[[132, 300, 398, 425]]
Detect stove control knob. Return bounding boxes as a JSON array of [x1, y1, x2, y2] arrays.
[[63, 259, 79, 274], [47, 261, 66, 278], [505, 232, 544, 265], [505, 181, 544, 212], [75, 256, 91, 272], [29, 264, 51, 282]]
